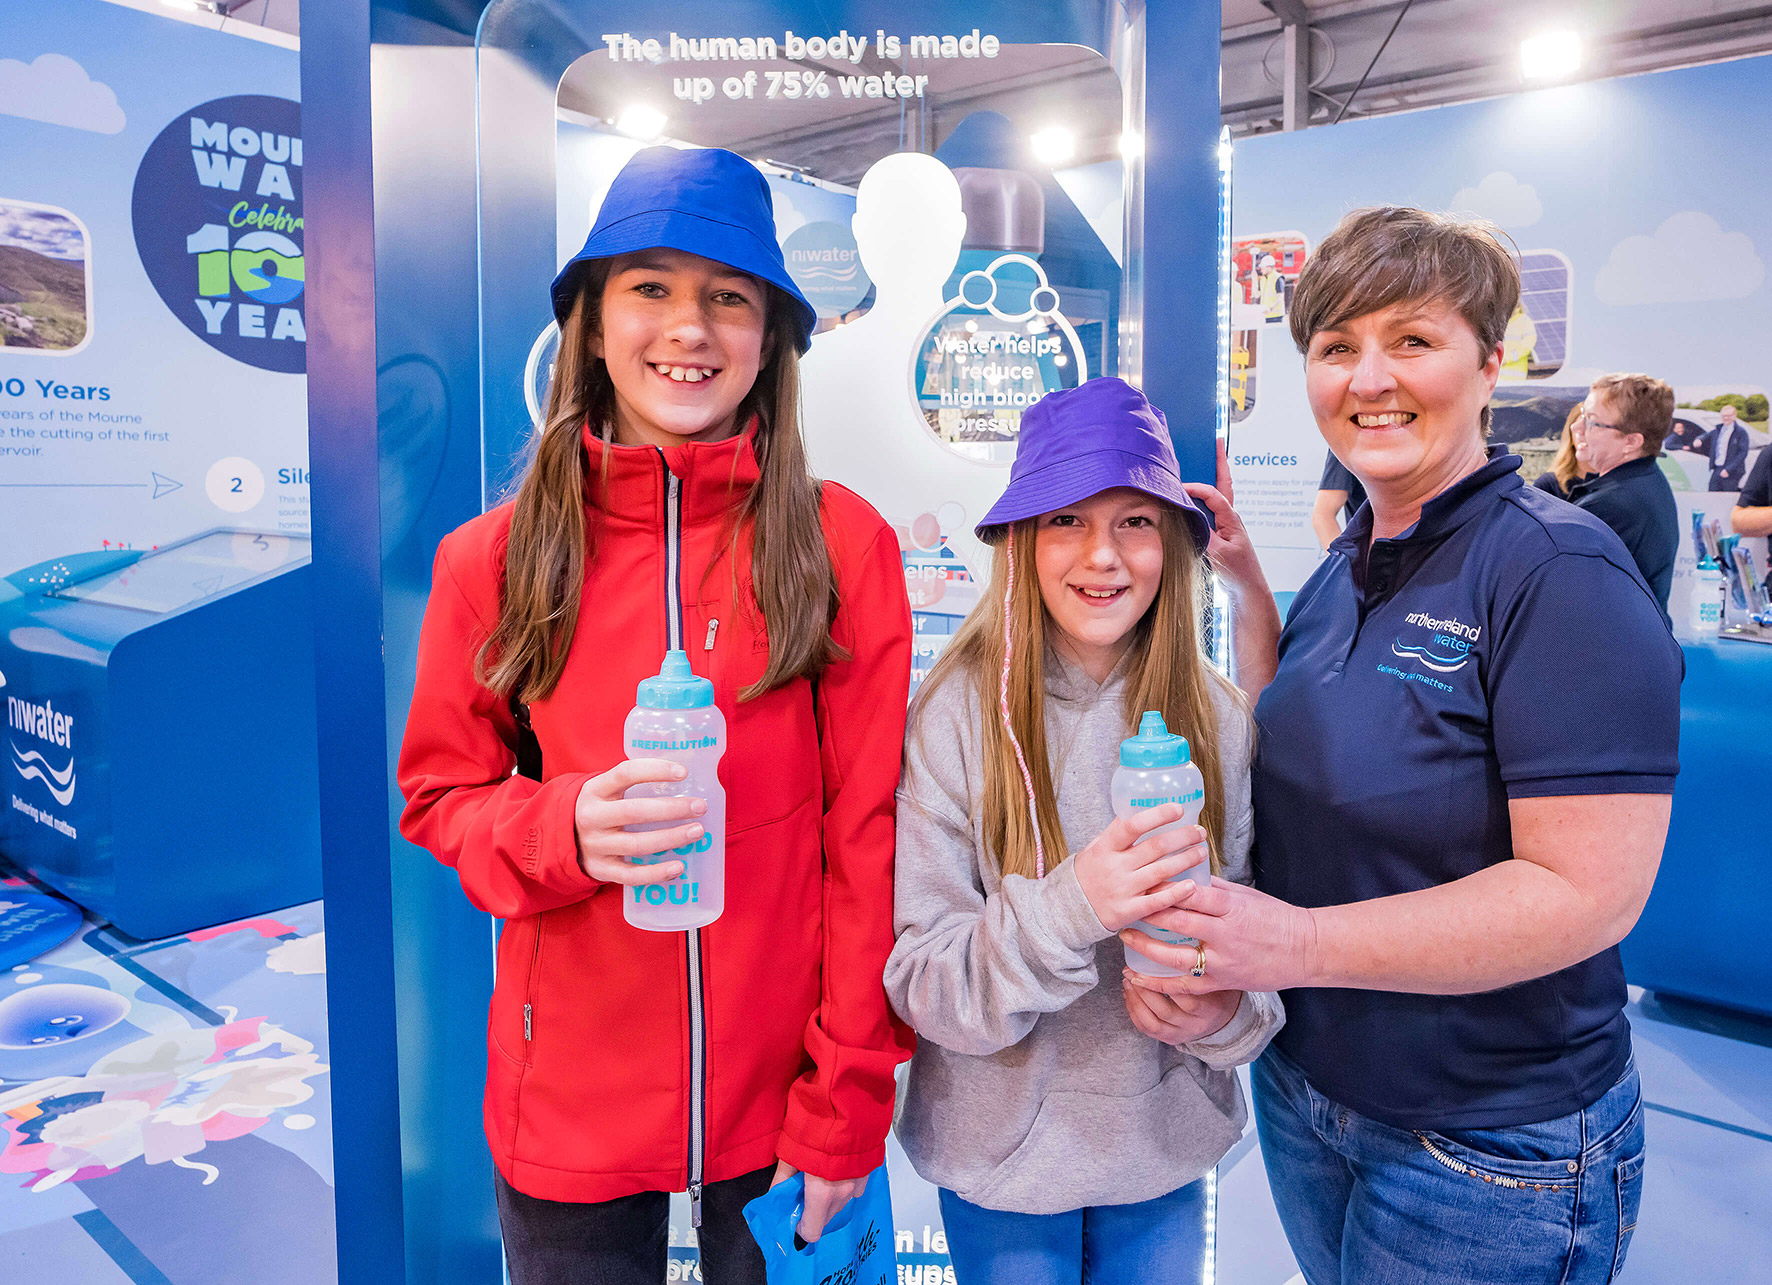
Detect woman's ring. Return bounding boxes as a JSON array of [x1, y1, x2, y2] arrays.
[[1190, 942, 1208, 978]]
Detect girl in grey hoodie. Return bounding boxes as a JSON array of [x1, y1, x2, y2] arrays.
[[884, 379, 1284, 1284]]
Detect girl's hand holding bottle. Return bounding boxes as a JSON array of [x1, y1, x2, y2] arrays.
[[573, 759, 706, 884], [1121, 979, 1241, 1046], [1071, 806, 1214, 933]]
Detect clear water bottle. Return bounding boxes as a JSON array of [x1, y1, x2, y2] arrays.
[[1690, 564, 1725, 635], [622, 650, 726, 931], [1111, 711, 1208, 978]]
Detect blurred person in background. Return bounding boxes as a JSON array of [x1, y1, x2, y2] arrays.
[[1531, 402, 1591, 501], [1701, 403, 1750, 491], [1730, 436, 1772, 536], [1566, 374, 1680, 625], [1312, 448, 1368, 550]]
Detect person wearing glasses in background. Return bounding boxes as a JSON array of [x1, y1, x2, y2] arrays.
[[1566, 375, 1680, 627]]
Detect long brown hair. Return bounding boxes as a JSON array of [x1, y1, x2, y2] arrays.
[[918, 506, 1244, 880], [1550, 402, 1585, 491], [477, 263, 843, 704]]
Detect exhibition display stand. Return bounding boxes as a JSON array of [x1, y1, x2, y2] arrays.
[[305, 2, 1222, 1280], [0, 530, 320, 938], [1621, 638, 1772, 1020]]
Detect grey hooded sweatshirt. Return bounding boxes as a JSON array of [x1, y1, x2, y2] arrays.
[[883, 647, 1284, 1215]]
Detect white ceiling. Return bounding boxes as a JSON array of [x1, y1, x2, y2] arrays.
[[1222, 0, 1772, 136]]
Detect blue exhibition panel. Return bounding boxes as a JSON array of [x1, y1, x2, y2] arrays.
[[305, 4, 1223, 1279], [1620, 638, 1772, 1018], [0, 529, 320, 939]]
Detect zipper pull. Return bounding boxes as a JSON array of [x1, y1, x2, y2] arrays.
[[523, 1003, 532, 1041], [704, 618, 718, 651], [689, 1180, 703, 1228]]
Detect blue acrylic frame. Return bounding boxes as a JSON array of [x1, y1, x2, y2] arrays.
[[303, 3, 1220, 1280]]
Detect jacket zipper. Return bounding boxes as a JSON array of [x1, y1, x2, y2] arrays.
[[521, 914, 541, 1056], [659, 450, 709, 1229]]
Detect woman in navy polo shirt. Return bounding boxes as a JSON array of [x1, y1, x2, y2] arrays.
[[1122, 207, 1682, 1285]]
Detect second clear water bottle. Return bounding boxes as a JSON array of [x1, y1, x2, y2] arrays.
[[622, 650, 726, 931], [1111, 711, 1208, 978]]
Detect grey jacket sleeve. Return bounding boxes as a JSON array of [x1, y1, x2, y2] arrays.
[[883, 681, 1114, 1058], [1180, 682, 1286, 1070]]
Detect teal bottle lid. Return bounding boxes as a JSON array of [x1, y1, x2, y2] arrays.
[[636, 649, 715, 709], [1119, 710, 1191, 768]]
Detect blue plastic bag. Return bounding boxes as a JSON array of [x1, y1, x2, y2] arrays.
[[742, 1165, 897, 1285]]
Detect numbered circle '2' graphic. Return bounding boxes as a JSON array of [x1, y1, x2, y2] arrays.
[[132, 94, 304, 373], [206, 457, 266, 513]]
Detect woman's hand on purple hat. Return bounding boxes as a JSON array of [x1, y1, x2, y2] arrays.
[[1182, 439, 1267, 602], [1185, 438, 1283, 703]]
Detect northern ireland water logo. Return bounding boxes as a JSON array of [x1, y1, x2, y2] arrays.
[[783, 220, 869, 317], [7, 693, 76, 806], [131, 94, 303, 373], [1390, 609, 1481, 674]]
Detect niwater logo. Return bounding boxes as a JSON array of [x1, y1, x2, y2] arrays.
[[783, 221, 869, 316], [7, 694, 76, 807], [132, 95, 304, 373]]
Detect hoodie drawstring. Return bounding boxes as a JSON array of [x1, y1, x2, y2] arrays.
[[999, 537, 1047, 879]]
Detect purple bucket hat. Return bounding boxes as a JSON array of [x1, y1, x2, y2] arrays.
[[977, 377, 1211, 550]]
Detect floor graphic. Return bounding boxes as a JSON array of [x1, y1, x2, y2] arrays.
[[0, 869, 333, 1283], [0, 859, 1765, 1285]]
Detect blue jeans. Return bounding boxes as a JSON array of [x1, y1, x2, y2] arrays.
[[937, 1179, 1209, 1285], [1253, 1045, 1645, 1285]]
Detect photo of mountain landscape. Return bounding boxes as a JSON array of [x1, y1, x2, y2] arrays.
[[0, 200, 90, 351]]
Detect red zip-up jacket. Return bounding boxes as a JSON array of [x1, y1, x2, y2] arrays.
[[398, 425, 915, 1210]]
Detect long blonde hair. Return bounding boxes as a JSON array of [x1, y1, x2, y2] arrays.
[[919, 506, 1242, 880], [1549, 402, 1585, 491], [477, 263, 843, 704]]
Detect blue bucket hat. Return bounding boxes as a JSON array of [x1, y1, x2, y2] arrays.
[[977, 377, 1211, 550], [551, 146, 817, 353]]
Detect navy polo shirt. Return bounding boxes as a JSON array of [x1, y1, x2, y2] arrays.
[[1320, 451, 1367, 524], [1566, 456, 1680, 625], [1252, 456, 1683, 1131]]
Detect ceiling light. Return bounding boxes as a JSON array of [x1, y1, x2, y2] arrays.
[[1030, 127, 1075, 166], [1520, 31, 1582, 82], [615, 104, 668, 141]]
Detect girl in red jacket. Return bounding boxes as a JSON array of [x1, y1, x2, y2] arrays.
[[398, 146, 914, 1285]]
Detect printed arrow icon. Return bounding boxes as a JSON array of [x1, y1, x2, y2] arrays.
[[151, 473, 182, 499]]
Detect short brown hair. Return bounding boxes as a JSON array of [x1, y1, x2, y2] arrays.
[[1590, 373, 1675, 457], [1289, 207, 1520, 355], [1289, 209, 1520, 432]]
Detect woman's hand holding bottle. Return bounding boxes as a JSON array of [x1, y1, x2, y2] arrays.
[[1071, 808, 1213, 933], [573, 759, 706, 884]]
